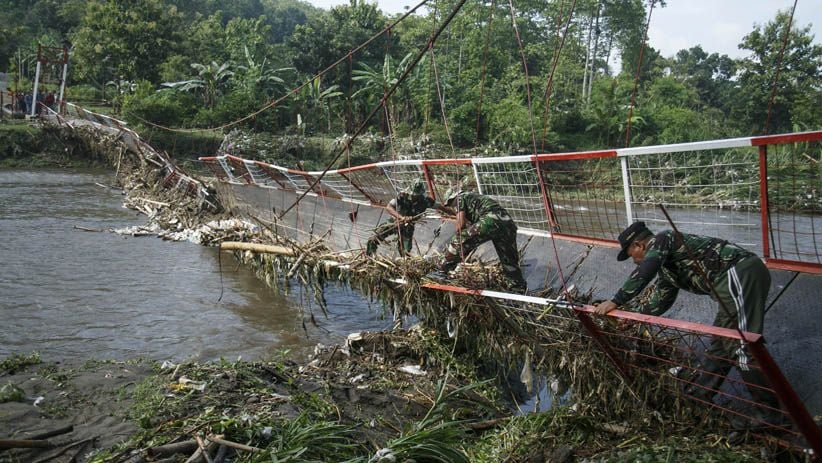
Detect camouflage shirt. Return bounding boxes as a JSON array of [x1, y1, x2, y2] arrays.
[[389, 192, 435, 217], [452, 192, 509, 223], [612, 231, 756, 315]]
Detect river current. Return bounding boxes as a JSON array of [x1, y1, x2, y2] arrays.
[[0, 169, 390, 363]]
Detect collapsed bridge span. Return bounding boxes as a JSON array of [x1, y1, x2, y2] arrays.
[[44, 104, 822, 454]]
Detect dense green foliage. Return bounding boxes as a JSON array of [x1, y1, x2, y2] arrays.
[[2, 0, 820, 156]]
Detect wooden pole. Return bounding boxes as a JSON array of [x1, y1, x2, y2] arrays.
[[220, 241, 295, 256]]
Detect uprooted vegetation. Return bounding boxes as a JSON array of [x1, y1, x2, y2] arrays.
[[1, 124, 801, 461], [1, 331, 768, 463]]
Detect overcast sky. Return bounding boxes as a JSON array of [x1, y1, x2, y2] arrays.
[[303, 0, 820, 60]]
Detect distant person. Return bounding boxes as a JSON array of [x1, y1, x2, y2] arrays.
[[366, 180, 447, 257], [44, 92, 55, 110], [432, 188, 527, 292], [594, 222, 782, 424], [24, 93, 32, 114]]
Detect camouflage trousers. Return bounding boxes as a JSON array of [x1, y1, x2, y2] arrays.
[[366, 219, 415, 256], [438, 214, 526, 288], [689, 256, 777, 408]]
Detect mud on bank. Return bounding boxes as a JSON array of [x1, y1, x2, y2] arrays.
[[1, 330, 773, 463]]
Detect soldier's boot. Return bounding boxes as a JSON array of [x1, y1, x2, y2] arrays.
[[740, 369, 791, 430], [506, 277, 528, 294], [683, 359, 731, 403]]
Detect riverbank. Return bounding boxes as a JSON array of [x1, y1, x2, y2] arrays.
[[0, 122, 112, 169], [1, 330, 771, 463]]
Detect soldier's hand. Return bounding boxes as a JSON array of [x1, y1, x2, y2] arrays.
[[594, 300, 617, 315]]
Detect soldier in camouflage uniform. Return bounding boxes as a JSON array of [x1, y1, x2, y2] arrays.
[[366, 180, 441, 256], [436, 189, 527, 291], [594, 222, 780, 421]]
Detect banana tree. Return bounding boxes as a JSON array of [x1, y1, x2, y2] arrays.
[[162, 61, 233, 108], [299, 75, 343, 132], [235, 45, 293, 99], [351, 52, 420, 134]]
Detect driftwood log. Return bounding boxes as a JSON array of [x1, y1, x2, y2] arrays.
[[145, 439, 199, 458], [0, 439, 54, 449]]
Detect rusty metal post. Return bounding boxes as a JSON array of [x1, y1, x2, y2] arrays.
[[747, 340, 822, 455], [576, 311, 633, 382]]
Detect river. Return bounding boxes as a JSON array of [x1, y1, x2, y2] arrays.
[[0, 169, 391, 363]]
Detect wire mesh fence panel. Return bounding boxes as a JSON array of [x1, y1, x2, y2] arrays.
[[424, 162, 474, 200], [764, 140, 822, 265], [243, 161, 282, 188], [319, 171, 370, 202], [254, 162, 298, 190], [381, 163, 427, 197], [595, 315, 798, 440], [537, 156, 625, 240], [280, 170, 315, 193], [338, 166, 396, 205], [195, 159, 229, 181], [625, 148, 762, 254], [225, 156, 254, 184], [474, 159, 549, 232]]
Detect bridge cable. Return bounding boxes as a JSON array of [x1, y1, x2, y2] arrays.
[[763, 0, 799, 261], [277, 0, 471, 219], [763, 0, 798, 135], [623, 0, 655, 148], [539, 0, 578, 152], [507, 0, 538, 155], [126, 0, 433, 134]]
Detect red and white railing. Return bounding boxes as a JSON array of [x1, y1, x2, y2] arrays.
[[201, 130, 822, 274]]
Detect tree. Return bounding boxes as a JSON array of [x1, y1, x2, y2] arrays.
[[731, 11, 822, 134], [667, 46, 736, 111], [163, 61, 234, 108], [352, 53, 420, 134], [235, 45, 292, 100], [298, 76, 343, 132], [70, 0, 183, 84]]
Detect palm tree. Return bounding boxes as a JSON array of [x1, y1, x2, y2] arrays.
[[352, 52, 421, 134], [299, 76, 343, 132], [236, 46, 293, 99], [162, 61, 234, 108]]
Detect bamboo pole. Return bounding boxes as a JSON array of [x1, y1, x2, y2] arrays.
[[219, 241, 350, 272], [220, 241, 296, 256]]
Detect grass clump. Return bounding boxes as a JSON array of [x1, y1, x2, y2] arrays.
[[0, 351, 41, 374]]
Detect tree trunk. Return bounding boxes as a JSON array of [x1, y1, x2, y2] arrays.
[[582, 7, 595, 100], [587, 0, 602, 104]]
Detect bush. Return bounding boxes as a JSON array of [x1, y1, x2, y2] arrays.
[[123, 89, 198, 128], [67, 84, 102, 102]]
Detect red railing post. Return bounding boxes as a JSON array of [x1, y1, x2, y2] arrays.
[[747, 340, 822, 455], [421, 164, 437, 201], [575, 311, 633, 382], [532, 157, 559, 231], [758, 145, 771, 259]]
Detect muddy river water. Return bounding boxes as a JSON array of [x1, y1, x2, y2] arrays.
[[0, 169, 391, 363]]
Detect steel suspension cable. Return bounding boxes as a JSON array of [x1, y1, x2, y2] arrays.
[[763, 0, 798, 135], [429, 45, 456, 156], [278, 0, 471, 219], [623, 0, 655, 148], [507, 0, 538, 155], [504, 0, 575, 295], [473, 0, 496, 155], [539, 0, 578, 152], [128, 0, 433, 135]]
